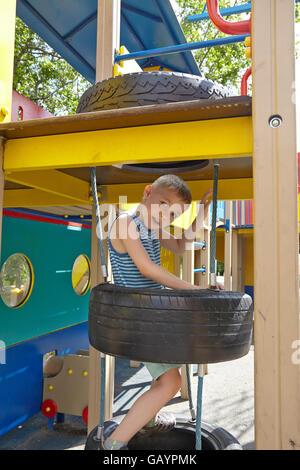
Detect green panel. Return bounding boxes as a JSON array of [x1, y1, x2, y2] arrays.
[[0, 216, 91, 346]]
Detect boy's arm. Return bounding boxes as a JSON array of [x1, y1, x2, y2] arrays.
[[116, 215, 205, 290]]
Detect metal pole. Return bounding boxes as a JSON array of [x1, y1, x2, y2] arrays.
[[195, 365, 205, 450], [210, 164, 220, 287], [115, 35, 248, 63], [96, 354, 106, 445], [186, 364, 196, 422], [188, 3, 252, 22]]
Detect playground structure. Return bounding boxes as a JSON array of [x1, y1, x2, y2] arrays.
[[0, 0, 299, 450]]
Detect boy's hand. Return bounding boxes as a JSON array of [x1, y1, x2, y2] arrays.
[[216, 282, 225, 290], [201, 189, 213, 204], [199, 188, 212, 221]]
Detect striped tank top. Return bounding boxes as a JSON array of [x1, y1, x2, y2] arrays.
[[107, 211, 163, 289]]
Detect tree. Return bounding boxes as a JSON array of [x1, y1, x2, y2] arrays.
[[13, 17, 90, 116], [175, 0, 300, 94]]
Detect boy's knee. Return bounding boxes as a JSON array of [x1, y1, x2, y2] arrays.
[[158, 368, 181, 394]]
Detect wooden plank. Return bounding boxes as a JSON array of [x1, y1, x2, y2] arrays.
[[224, 201, 232, 290], [96, 0, 120, 82], [180, 245, 194, 399], [88, 0, 120, 435], [88, 209, 102, 434], [3, 178, 253, 208], [3, 117, 252, 172], [5, 170, 90, 203], [88, 205, 115, 432], [252, 0, 300, 449], [232, 230, 245, 292], [103, 178, 253, 204], [3, 189, 89, 208], [0, 97, 251, 140]]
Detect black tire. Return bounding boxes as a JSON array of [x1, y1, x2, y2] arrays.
[[85, 415, 243, 451], [76, 71, 231, 113], [88, 283, 253, 364]]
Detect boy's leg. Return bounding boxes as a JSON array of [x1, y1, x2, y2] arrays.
[[105, 367, 181, 446]]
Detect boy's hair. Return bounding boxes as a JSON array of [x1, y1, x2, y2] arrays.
[[151, 174, 192, 204]]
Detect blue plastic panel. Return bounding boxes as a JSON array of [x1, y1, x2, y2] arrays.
[[16, 0, 200, 84]]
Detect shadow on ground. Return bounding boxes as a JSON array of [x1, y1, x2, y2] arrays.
[[0, 357, 254, 450]]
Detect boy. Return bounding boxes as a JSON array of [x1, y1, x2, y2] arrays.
[[103, 174, 223, 450]]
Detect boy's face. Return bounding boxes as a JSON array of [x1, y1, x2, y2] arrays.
[[142, 185, 188, 229]]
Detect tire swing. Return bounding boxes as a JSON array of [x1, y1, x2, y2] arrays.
[[85, 161, 253, 451]]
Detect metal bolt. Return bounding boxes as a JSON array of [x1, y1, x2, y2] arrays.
[[269, 115, 282, 128]]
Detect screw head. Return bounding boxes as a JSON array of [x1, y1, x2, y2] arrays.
[[269, 115, 282, 128]]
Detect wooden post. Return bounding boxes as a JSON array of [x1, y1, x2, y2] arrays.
[[96, 0, 121, 82], [232, 230, 245, 292], [224, 201, 232, 290], [87, 0, 120, 434], [180, 245, 194, 399], [88, 207, 115, 431], [252, 0, 300, 449]]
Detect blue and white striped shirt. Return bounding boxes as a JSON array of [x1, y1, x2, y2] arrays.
[[107, 211, 163, 289]]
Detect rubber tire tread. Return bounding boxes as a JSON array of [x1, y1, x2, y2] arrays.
[[88, 283, 253, 364], [85, 415, 243, 451], [76, 71, 231, 113]]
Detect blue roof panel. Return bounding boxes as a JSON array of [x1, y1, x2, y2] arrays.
[[16, 0, 201, 84]]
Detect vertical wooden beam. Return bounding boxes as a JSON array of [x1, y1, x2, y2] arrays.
[[232, 230, 245, 292], [252, 0, 300, 449], [182, 244, 195, 284], [88, 210, 102, 434], [88, 0, 120, 434], [104, 205, 116, 421], [224, 201, 232, 290], [96, 0, 121, 82], [180, 246, 194, 399], [88, 206, 116, 430]]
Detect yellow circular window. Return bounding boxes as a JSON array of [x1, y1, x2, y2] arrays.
[[0, 253, 34, 308], [72, 254, 91, 296]]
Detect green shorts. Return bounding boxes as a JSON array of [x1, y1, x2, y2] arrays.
[[143, 362, 183, 381]]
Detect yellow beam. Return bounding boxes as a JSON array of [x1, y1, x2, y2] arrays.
[[5, 170, 90, 203], [3, 177, 253, 208], [3, 189, 90, 208], [4, 117, 252, 172], [104, 178, 253, 204]]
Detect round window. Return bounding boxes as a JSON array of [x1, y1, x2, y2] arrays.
[[0, 254, 34, 308], [72, 255, 91, 296]]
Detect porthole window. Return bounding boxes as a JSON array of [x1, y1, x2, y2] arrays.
[[0, 254, 34, 308], [72, 255, 91, 296]]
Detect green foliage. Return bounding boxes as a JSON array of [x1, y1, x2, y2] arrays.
[[176, 0, 300, 94], [217, 260, 224, 276], [176, 0, 251, 93], [13, 18, 90, 116], [13, 4, 300, 114]]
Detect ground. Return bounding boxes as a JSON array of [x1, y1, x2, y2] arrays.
[[0, 346, 254, 450]]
